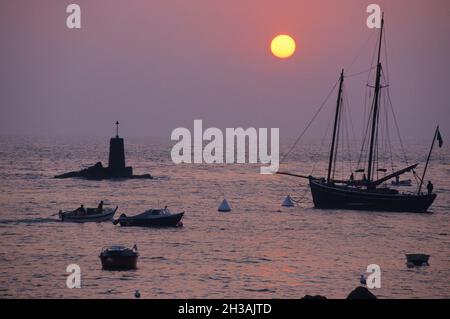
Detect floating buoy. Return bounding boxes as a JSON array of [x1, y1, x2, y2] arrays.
[[218, 199, 231, 212], [282, 195, 295, 207]]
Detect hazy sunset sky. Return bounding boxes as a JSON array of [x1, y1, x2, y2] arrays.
[[1, 0, 449, 139]]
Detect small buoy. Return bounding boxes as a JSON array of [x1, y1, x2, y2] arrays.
[[218, 199, 231, 212], [134, 290, 141, 298], [282, 195, 295, 207]]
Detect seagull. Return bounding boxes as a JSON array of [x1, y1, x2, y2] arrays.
[[134, 290, 141, 298], [360, 274, 367, 286]]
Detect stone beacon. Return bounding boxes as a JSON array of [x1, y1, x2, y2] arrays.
[[55, 122, 152, 180], [108, 122, 132, 178]]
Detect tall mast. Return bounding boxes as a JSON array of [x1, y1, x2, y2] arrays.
[[417, 126, 439, 194], [327, 69, 344, 183], [367, 13, 384, 184]]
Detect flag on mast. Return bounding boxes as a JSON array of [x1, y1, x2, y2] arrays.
[[437, 128, 443, 148]]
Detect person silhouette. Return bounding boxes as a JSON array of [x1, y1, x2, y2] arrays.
[[76, 204, 86, 216], [427, 181, 434, 195]]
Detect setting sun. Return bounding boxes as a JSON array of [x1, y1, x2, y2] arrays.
[[270, 34, 296, 59]]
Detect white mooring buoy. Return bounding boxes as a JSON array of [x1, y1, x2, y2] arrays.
[[282, 195, 295, 207], [218, 199, 231, 212]]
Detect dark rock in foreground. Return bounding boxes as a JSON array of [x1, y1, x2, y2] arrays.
[[346, 287, 377, 299], [301, 295, 327, 299]]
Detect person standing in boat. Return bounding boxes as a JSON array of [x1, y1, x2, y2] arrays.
[[427, 181, 434, 195], [98, 201, 104, 211], [76, 204, 86, 216]]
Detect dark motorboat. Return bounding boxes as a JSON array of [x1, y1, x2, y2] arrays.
[[277, 15, 441, 213], [113, 208, 184, 227], [99, 245, 139, 270], [406, 254, 430, 267], [59, 206, 117, 223]]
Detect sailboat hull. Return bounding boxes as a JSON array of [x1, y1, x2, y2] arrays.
[[309, 179, 436, 213]]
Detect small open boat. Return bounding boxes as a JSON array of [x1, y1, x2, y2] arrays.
[[114, 208, 184, 227], [59, 206, 117, 223], [406, 253, 430, 267], [99, 245, 139, 270], [391, 179, 412, 186]]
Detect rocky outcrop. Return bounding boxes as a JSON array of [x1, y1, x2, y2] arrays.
[[54, 161, 152, 180], [301, 295, 327, 299], [54, 131, 152, 180]]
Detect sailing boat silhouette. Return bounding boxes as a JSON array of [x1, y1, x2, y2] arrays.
[[278, 14, 439, 213]]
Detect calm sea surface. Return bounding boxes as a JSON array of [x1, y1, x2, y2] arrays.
[[0, 136, 449, 299]]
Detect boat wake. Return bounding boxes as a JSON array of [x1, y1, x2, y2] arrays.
[[0, 218, 59, 225]]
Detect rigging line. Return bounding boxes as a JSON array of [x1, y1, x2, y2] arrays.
[[345, 66, 376, 78], [346, 31, 377, 72], [384, 92, 395, 172], [343, 89, 355, 171], [362, 82, 369, 159], [367, 31, 379, 83], [344, 113, 352, 174], [385, 79, 410, 167], [310, 104, 336, 177], [342, 99, 353, 179], [383, 92, 391, 172], [383, 25, 390, 82], [357, 93, 375, 170], [320, 105, 338, 174], [280, 78, 340, 164], [339, 87, 351, 177], [316, 101, 337, 176], [332, 100, 342, 180], [384, 90, 395, 172], [291, 188, 310, 204], [343, 88, 357, 145], [358, 68, 378, 170], [380, 90, 386, 171], [360, 28, 379, 149], [413, 170, 421, 186], [345, 108, 352, 177], [380, 69, 411, 173], [375, 104, 380, 180]]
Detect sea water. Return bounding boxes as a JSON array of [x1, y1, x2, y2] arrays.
[[0, 136, 448, 298]]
